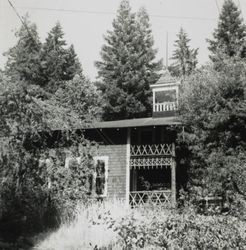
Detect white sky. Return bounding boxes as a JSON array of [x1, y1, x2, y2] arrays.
[[0, 0, 245, 80]]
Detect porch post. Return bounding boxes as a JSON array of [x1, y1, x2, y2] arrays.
[[126, 127, 131, 206], [171, 143, 176, 208]]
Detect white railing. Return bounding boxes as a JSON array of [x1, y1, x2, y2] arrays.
[[130, 144, 173, 157], [154, 102, 178, 112], [129, 190, 172, 207]]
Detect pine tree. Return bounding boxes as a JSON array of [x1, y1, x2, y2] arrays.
[[41, 22, 82, 93], [169, 28, 198, 78], [65, 45, 83, 80], [208, 0, 246, 62], [95, 0, 161, 120], [4, 16, 43, 85]]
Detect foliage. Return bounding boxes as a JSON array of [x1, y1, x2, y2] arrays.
[[4, 15, 43, 85], [96, 0, 162, 120], [110, 207, 246, 249], [207, 0, 246, 65], [55, 75, 102, 122], [178, 56, 246, 204], [35, 200, 246, 250], [169, 28, 198, 78], [0, 18, 100, 242], [0, 73, 95, 240], [40, 22, 82, 93], [4, 18, 83, 94]]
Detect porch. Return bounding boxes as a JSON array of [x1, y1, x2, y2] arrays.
[[129, 143, 176, 208]]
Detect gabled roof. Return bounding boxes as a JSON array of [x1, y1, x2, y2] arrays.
[[85, 116, 180, 129]]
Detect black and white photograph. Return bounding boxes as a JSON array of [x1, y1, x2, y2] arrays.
[[0, 0, 246, 249]]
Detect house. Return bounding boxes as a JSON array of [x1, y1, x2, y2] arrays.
[[83, 72, 182, 208]]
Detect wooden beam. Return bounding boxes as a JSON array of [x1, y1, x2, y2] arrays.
[[126, 127, 131, 207], [171, 143, 176, 208], [132, 169, 137, 191]]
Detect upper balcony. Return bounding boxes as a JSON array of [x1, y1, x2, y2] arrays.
[[150, 71, 180, 118]]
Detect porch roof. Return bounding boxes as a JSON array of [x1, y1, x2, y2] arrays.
[[86, 116, 180, 129]]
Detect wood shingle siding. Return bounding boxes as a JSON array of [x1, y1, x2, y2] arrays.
[[95, 144, 127, 200]]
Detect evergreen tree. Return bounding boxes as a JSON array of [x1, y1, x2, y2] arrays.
[[4, 16, 43, 85], [169, 28, 198, 78], [96, 0, 161, 120], [208, 0, 246, 63], [41, 22, 82, 93]]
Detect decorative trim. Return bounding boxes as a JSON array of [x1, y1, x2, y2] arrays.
[[130, 157, 172, 169], [130, 144, 172, 157], [129, 190, 172, 207]]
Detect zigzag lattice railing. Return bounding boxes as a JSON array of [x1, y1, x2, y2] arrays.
[[129, 190, 172, 207], [130, 144, 173, 157]]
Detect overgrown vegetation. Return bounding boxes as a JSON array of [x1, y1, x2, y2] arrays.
[[178, 14, 246, 208], [0, 16, 101, 245], [1, 0, 246, 248], [35, 200, 246, 250]]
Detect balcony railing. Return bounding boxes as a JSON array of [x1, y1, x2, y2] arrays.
[[154, 102, 178, 112], [129, 190, 172, 207]]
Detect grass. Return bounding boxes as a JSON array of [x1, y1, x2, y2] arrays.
[[34, 199, 130, 250], [34, 200, 246, 250]]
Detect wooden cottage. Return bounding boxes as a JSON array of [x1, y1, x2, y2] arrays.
[[84, 73, 181, 208]]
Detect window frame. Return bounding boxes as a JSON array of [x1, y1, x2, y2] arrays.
[[153, 85, 179, 104], [93, 156, 109, 197]]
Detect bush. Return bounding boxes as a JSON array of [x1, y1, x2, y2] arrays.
[[113, 209, 246, 249]]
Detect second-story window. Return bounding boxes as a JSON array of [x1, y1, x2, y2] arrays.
[[155, 89, 177, 103], [152, 83, 179, 113]]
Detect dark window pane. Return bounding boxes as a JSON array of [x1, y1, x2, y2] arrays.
[[95, 159, 106, 195], [155, 90, 176, 103]]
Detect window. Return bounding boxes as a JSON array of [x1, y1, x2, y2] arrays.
[[92, 156, 109, 197], [155, 89, 177, 103], [152, 84, 179, 112], [65, 156, 81, 168]]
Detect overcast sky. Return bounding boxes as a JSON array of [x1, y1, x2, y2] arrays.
[[1, 0, 245, 80]]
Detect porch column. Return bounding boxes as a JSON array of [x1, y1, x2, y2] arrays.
[[126, 127, 131, 207], [171, 143, 176, 208]]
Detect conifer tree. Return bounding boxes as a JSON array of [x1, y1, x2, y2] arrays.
[[169, 28, 198, 78], [208, 0, 246, 62], [41, 22, 82, 93], [96, 0, 161, 120], [4, 16, 43, 85]]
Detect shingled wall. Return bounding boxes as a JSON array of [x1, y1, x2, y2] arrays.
[[95, 144, 127, 200]]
